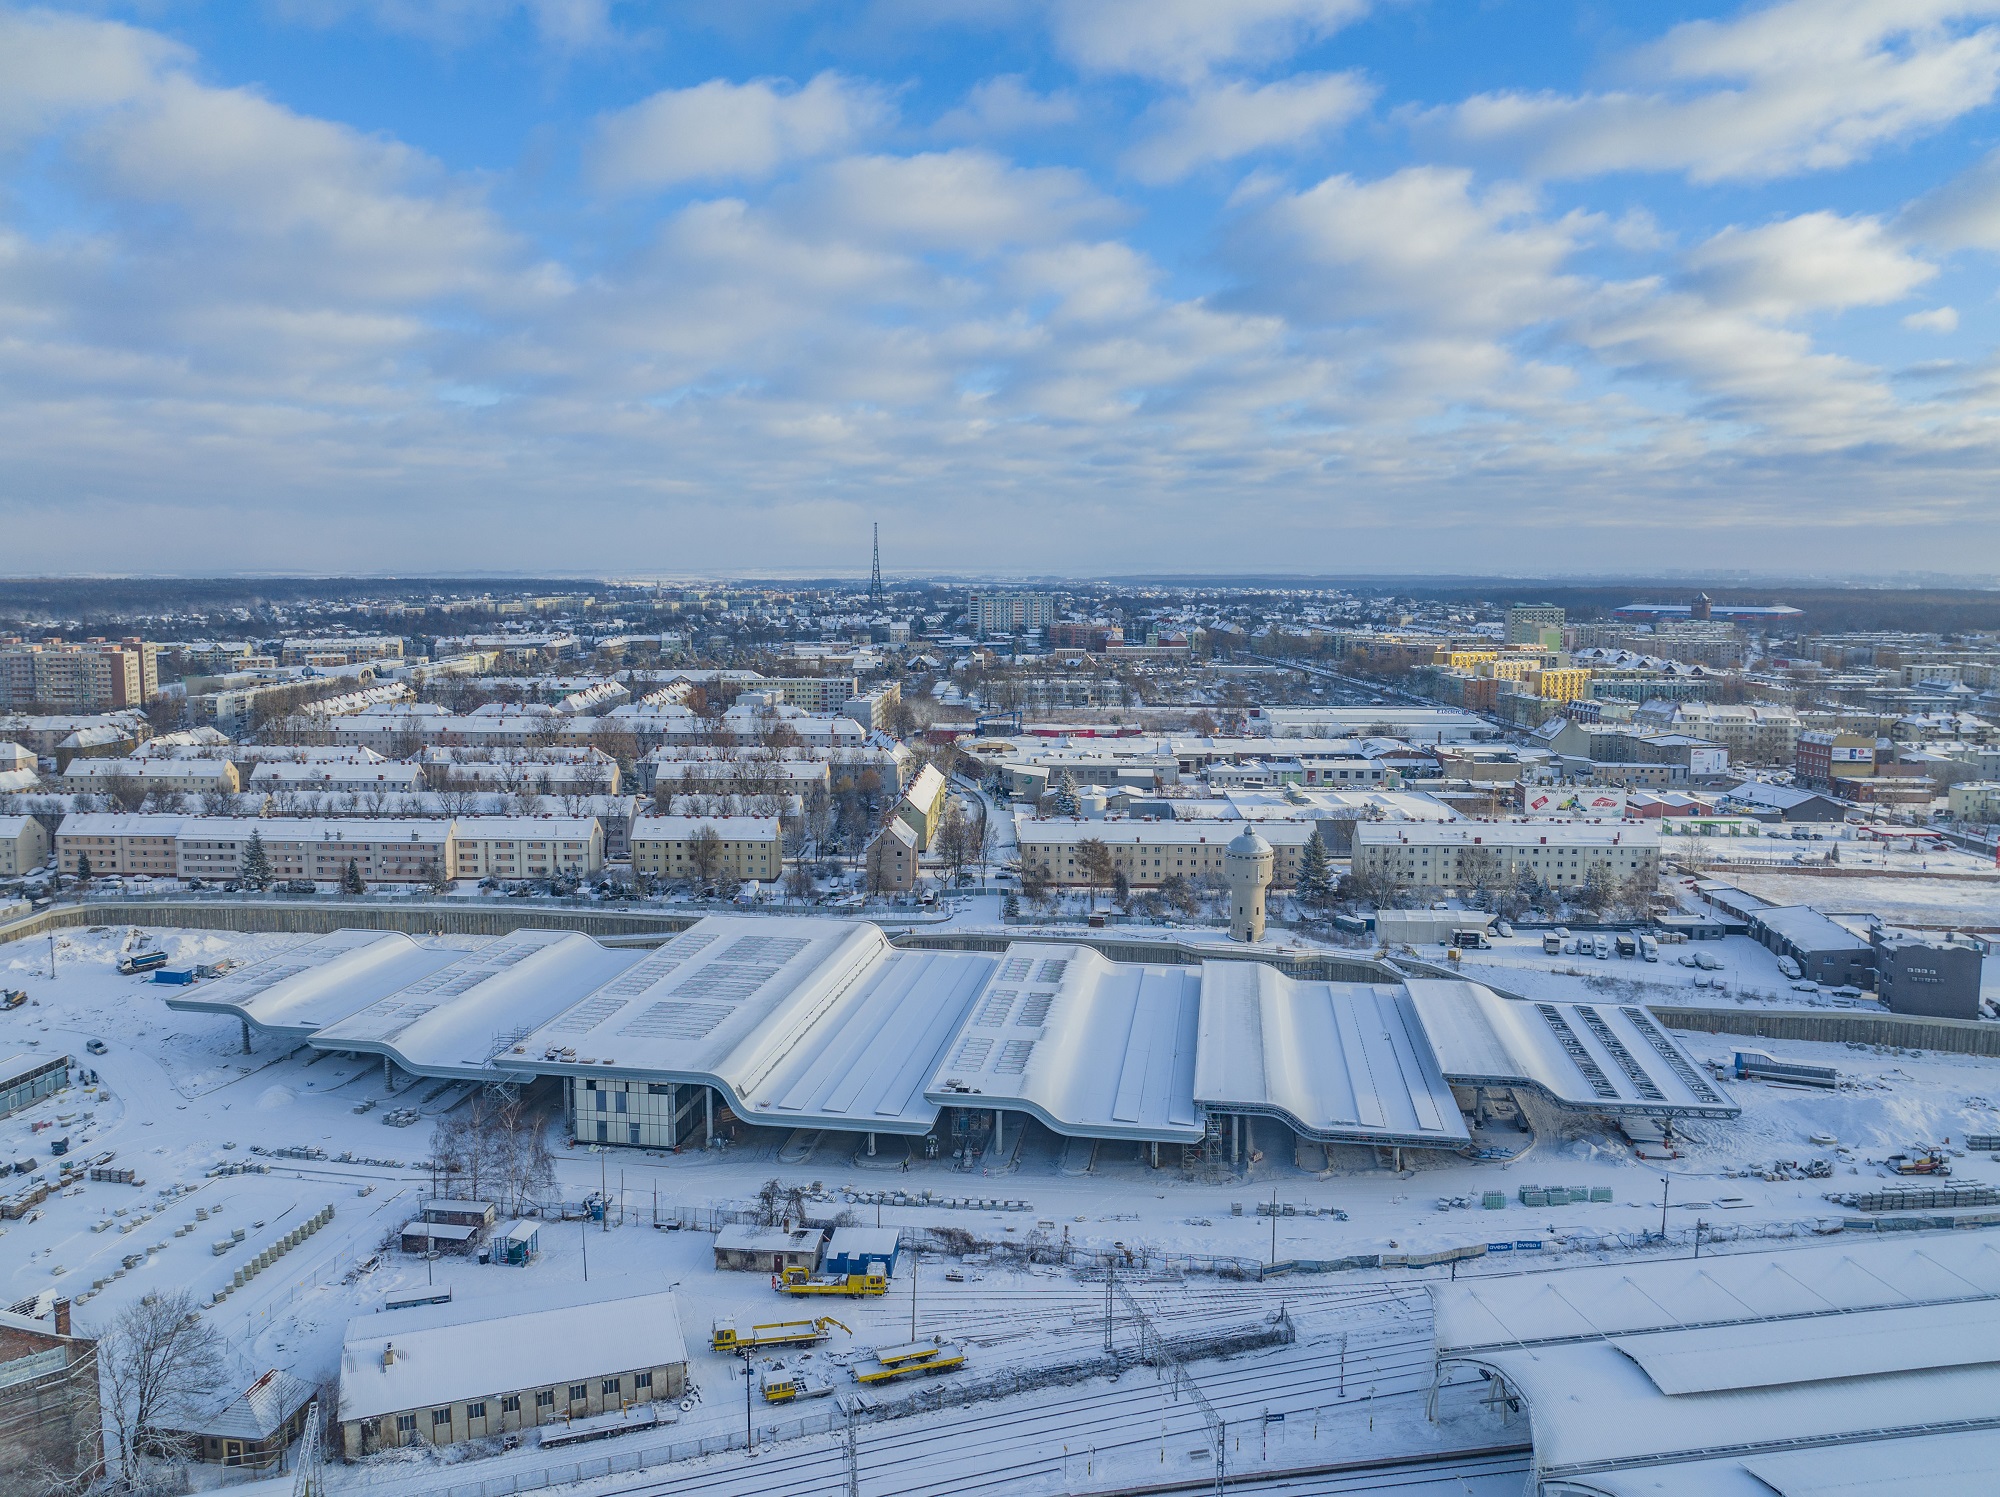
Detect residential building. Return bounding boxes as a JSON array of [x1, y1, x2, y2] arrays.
[[0, 638, 156, 711], [0, 1302, 100, 1491], [179, 819, 454, 885], [968, 592, 1057, 637], [1795, 729, 1876, 790], [56, 813, 184, 877], [1949, 781, 2000, 823], [629, 815, 782, 883], [250, 760, 426, 795], [842, 681, 902, 732], [1506, 604, 1565, 647], [277, 636, 406, 665], [1017, 817, 1317, 889], [337, 1283, 688, 1455], [61, 756, 240, 798], [756, 676, 860, 713], [0, 815, 49, 877], [895, 762, 949, 849], [1647, 703, 1800, 766], [866, 819, 920, 891], [451, 817, 603, 881], [1351, 820, 1660, 895]]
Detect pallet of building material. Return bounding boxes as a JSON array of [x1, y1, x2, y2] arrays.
[[1965, 1134, 2000, 1151], [1848, 1184, 2000, 1212]]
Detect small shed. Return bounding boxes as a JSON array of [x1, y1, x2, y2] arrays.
[[825, 1227, 901, 1278], [162, 1367, 317, 1469], [401, 1220, 479, 1255], [495, 1219, 541, 1266], [423, 1199, 497, 1229], [713, 1224, 823, 1273]]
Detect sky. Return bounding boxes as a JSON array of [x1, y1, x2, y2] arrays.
[[6, 1, 2000, 579]]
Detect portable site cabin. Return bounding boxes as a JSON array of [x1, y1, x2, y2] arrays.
[[713, 1224, 823, 1274], [0, 1054, 69, 1120], [423, 1199, 497, 1230], [824, 1227, 902, 1279]]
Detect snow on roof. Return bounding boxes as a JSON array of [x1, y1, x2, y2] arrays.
[[168, 1367, 317, 1442], [1403, 979, 1737, 1118], [1353, 820, 1659, 848], [1192, 964, 1468, 1148], [924, 943, 1204, 1142], [715, 1225, 821, 1253], [162, 930, 467, 1039], [1748, 904, 1873, 953], [629, 815, 780, 840], [310, 930, 644, 1079], [1433, 1234, 2000, 1357], [1016, 817, 1319, 848], [516, 919, 991, 1135], [337, 1279, 686, 1426], [449, 816, 600, 841], [1435, 1237, 2000, 1483]]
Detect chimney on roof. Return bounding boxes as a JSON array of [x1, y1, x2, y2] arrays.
[[53, 1299, 70, 1336], [383, 1342, 396, 1367]]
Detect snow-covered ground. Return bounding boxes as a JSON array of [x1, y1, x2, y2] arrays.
[[11, 922, 2000, 1494], [1719, 870, 2000, 930], [1438, 930, 1869, 1008]]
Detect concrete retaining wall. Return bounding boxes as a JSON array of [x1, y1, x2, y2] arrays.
[[0, 899, 700, 946], [1652, 1004, 2000, 1058]]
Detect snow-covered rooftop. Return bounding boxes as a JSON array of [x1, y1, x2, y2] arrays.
[[516, 919, 995, 1136], [309, 929, 642, 1079], [337, 1279, 686, 1426], [162, 930, 466, 1039], [924, 943, 1204, 1142], [1404, 978, 1737, 1117], [1193, 963, 1468, 1148]]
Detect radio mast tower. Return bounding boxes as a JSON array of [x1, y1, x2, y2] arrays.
[[868, 522, 884, 606]]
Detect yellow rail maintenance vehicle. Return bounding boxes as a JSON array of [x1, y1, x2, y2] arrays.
[[709, 1316, 850, 1354], [761, 1365, 836, 1404], [851, 1337, 968, 1385], [773, 1265, 888, 1297]]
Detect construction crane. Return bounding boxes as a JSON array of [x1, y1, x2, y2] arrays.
[[711, 1315, 851, 1353]]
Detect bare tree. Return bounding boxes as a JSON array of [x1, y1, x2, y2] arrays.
[[688, 824, 725, 888], [99, 1290, 226, 1489], [1076, 837, 1115, 909]]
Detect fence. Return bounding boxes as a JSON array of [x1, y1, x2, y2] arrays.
[[1654, 1004, 2000, 1059]]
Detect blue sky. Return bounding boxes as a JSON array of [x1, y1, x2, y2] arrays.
[[5, 1, 2000, 577]]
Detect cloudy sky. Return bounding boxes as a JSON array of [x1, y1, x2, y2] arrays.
[[6, 1, 2000, 578]]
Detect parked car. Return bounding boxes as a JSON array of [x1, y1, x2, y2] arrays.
[[85, 1039, 108, 1055]]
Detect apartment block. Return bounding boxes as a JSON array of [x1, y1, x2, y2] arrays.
[[1352, 820, 1659, 895], [629, 815, 782, 883], [450, 817, 604, 881]]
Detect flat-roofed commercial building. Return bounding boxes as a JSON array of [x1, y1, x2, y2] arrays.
[[337, 1282, 687, 1456], [629, 815, 781, 883], [450, 816, 603, 881], [1352, 820, 1659, 895]]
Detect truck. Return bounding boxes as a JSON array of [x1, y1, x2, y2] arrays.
[[851, 1338, 967, 1385], [710, 1316, 850, 1354], [774, 1266, 887, 1297], [1450, 929, 1488, 950], [1, 990, 25, 1010], [117, 950, 168, 975], [1638, 935, 1659, 962], [1615, 934, 1637, 959]]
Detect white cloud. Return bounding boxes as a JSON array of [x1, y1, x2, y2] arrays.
[[782, 150, 1116, 253], [591, 73, 890, 192], [1904, 306, 1960, 331], [1123, 72, 1375, 183], [1680, 212, 1935, 318], [1230, 167, 1589, 335], [0, 8, 183, 147], [935, 75, 1078, 138], [1902, 146, 2000, 249], [268, 0, 618, 49], [1432, 0, 2000, 182], [1049, 0, 1369, 84]]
